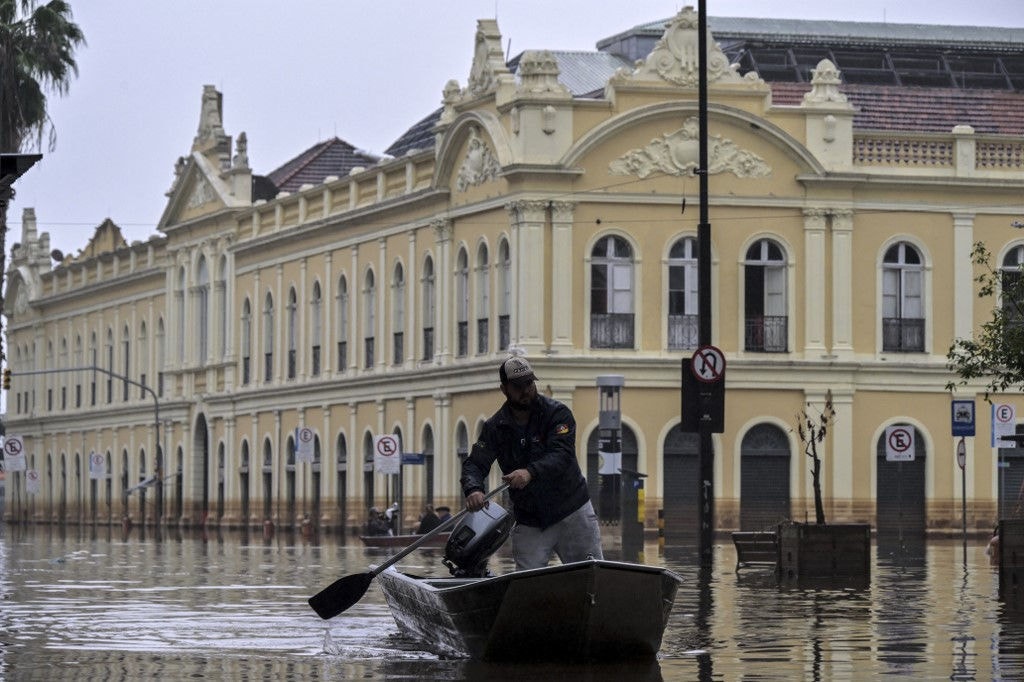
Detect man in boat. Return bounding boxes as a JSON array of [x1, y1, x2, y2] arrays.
[[461, 355, 604, 570], [365, 507, 391, 536], [416, 504, 442, 534]]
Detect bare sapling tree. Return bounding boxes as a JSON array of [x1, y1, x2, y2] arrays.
[[797, 389, 835, 525]]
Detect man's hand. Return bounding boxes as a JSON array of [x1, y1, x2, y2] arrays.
[[502, 468, 532, 490], [466, 490, 487, 511]]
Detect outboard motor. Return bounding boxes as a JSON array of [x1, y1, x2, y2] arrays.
[[442, 501, 514, 577]]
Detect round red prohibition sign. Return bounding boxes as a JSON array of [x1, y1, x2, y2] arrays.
[[887, 427, 913, 453], [4, 438, 22, 456], [691, 345, 726, 383], [376, 436, 398, 457]]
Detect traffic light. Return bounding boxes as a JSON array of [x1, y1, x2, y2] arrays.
[[2, 368, 10, 391]]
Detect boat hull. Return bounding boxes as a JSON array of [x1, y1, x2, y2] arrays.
[[376, 559, 682, 661]]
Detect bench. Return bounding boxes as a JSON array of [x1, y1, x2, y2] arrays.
[[732, 531, 778, 570]]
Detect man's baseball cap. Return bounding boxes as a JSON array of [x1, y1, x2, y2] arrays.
[[499, 356, 536, 386]]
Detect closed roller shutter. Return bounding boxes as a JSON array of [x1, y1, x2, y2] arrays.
[[740, 423, 791, 531], [663, 427, 700, 544], [876, 426, 926, 541]]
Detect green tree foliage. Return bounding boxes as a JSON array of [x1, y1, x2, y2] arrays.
[[947, 241, 1024, 398], [0, 0, 85, 152]]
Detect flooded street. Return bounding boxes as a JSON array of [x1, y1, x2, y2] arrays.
[[2, 523, 1023, 680]]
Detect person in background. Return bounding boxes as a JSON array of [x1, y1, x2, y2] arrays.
[[365, 507, 390, 536], [435, 506, 452, 524], [416, 504, 442, 535], [461, 355, 603, 570]]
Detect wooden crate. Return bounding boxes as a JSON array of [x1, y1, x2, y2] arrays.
[[778, 523, 871, 580]]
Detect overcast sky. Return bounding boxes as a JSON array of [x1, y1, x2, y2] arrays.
[[9, 0, 1024, 256]]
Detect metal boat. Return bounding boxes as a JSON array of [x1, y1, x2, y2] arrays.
[[376, 558, 683, 661], [374, 502, 681, 661]]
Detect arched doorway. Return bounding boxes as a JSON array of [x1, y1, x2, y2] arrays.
[[336, 433, 348, 533], [362, 432, 375, 510], [239, 440, 250, 526], [262, 438, 273, 522], [311, 436, 322, 528], [216, 443, 225, 522], [192, 414, 210, 525], [876, 424, 927, 543], [662, 426, 699, 544], [285, 434, 297, 524], [740, 423, 791, 531]]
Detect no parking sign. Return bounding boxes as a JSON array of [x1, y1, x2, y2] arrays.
[[373, 434, 402, 475], [885, 425, 915, 462]]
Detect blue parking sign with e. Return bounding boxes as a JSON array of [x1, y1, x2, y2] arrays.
[[951, 400, 975, 437]]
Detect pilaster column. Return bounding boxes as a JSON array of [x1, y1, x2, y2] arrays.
[[550, 201, 575, 352], [831, 209, 854, 359], [803, 208, 827, 355], [953, 213, 975, 341], [432, 219, 453, 363], [506, 200, 549, 353]]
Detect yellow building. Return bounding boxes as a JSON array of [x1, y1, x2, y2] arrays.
[[3, 10, 1024, 539]]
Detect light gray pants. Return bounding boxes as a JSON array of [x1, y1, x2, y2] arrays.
[[511, 500, 604, 570]]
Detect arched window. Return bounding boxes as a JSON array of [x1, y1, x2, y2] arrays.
[[456, 248, 469, 357], [138, 321, 148, 399], [392, 264, 405, 366], [668, 236, 698, 350], [744, 238, 787, 352], [477, 243, 490, 354], [176, 267, 186, 363], [422, 256, 435, 361], [311, 281, 322, 376], [498, 239, 511, 351], [882, 242, 924, 352], [1001, 245, 1024, 341], [263, 292, 274, 382], [121, 325, 131, 401], [156, 319, 165, 398], [337, 275, 349, 373], [590, 235, 634, 348], [217, 255, 228, 359], [197, 256, 210, 364], [287, 287, 298, 379], [364, 270, 376, 369], [105, 328, 114, 403], [241, 298, 252, 385]]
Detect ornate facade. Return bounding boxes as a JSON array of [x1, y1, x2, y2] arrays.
[[3, 10, 1024, 538]]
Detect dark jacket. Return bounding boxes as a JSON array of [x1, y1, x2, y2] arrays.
[[460, 393, 590, 529], [416, 511, 442, 535]]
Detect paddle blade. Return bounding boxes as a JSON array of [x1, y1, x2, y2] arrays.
[[308, 572, 374, 620]]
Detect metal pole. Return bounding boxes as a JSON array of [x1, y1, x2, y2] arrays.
[[696, 0, 714, 567], [958, 437, 967, 567]]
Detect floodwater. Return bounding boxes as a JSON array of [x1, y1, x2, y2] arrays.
[[1, 523, 1022, 681]]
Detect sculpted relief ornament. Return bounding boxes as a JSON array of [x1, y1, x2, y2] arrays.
[[610, 117, 771, 179], [624, 7, 753, 87], [456, 127, 501, 191]]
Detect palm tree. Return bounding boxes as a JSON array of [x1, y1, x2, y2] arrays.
[[0, 1, 85, 373], [0, 0, 86, 152]]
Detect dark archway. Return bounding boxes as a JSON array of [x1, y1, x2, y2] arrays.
[[740, 423, 791, 531], [192, 414, 210, 525]]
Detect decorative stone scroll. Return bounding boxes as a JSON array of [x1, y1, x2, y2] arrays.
[[466, 19, 512, 98], [609, 117, 771, 179]]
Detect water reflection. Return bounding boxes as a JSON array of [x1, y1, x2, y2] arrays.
[[3, 524, 1024, 680]]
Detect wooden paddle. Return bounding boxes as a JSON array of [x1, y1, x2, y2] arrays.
[[308, 483, 510, 620]]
